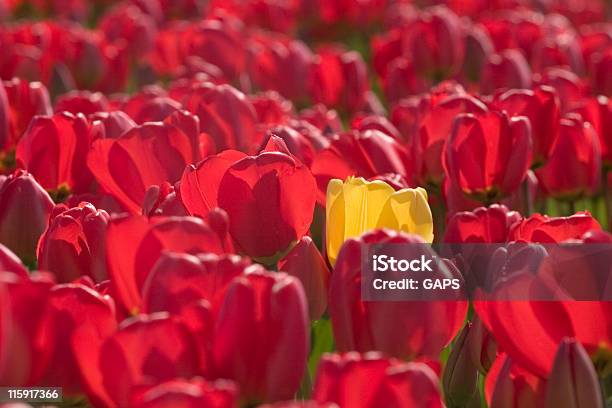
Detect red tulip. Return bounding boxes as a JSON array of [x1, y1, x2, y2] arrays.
[[87, 110, 201, 213], [299, 104, 342, 134], [444, 204, 522, 243], [415, 94, 487, 186], [278, 236, 330, 320], [0, 170, 54, 265], [460, 24, 494, 83], [313, 352, 444, 408], [250, 92, 294, 126], [329, 229, 467, 360], [442, 323, 480, 408], [382, 57, 430, 104], [130, 378, 239, 408], [260, 401, 335, 408], [444, 110, 532, 202], [2, 78, 52, 151], [142, 183, 188, 217], [37, 202, 110, 283], [494, 86, 561, 164], [508, 212, 601, 243], [212, 270, 309, 403], [311, 130, 413, 204], [75, 313, 202, 407], [180, 137, 317, 262], [54, 90, 110, 116], [535, 67, 588, 112], [177, 82, 258, 153], [571, 96, 612, 166], [485, 353, 546, 408], [105, 214, 231, 315], [309, 47, 369, 113], [88, 111, 136, 139], [36, 283, 117, 394], [142, 251, 257, 315], [592, 48, 612, 96], [16, 111, 94, 193], [0, 271, 54, 386], [466, 316, 498, 374], [535, 116, 600, 199], [480, 49, 532, 94], [545, 339, 603, 408], [99, 3, 156, 59]]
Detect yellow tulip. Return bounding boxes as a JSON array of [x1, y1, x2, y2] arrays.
[[325, 177, 434, 265]]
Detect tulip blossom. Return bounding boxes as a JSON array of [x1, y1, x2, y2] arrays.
[[37, 202, 110, 283], [0, 243, 28, 276], [325, 177, 433, 266], [329, 229, 466, 359], [87, 110, 201, 213], [180, 137, 317, 262], [485, 353, 546, 408], [0, 170, 54, 265], [313, 352, 445, 408], [535, 115, 601, 199], [212, 270, 309, 403], [508, 212, 601, 243], [444, 110, 532, 202], [130, 378, 238, 408]]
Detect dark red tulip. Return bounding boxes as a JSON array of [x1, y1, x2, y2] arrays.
[[329, 229, 467, 360], [0, 271, 54, 386], [382, 57, 430, 104], [508, 212, 601, 243], [415, 94, 487, 186], [37, 283, 117, 394], [54, 91, 110, 116], [444, 110, 532, 202], [75, 313, 202, 408], [87, 110, 201, 213], [0, 170, 54, 265], [592, 48, 612, 96], [180, 138, 317, 262], [486, 353, 546, 408], [494, 86, 561, 164], [212, 270, 309, 403], [16, 111, 94, 193], [544, 339, 603, 408], [480, 49, 532, 94], [535, 116, 600, 199], [142, 251, 257, 315], [88, 111, 136, 140], [37, 202, 110, 283], [105, 214, 231, 315], [444, 204, 522, 243], [130, 378, 239, 408], [2, 78, 52, 151], [278, 236, 330, 320], [313, 352, 444, 408], [466, 316, 498, 374], [460, 24, 494, 84], [178, 82, 258, 153]]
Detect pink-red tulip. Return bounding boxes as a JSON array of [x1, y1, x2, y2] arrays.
[[212, 270, 309, 403]]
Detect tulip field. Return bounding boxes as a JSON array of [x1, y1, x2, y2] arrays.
[[0, 0, 611, 407]]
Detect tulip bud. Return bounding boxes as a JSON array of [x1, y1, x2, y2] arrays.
[[212, 270, 309, 403], [545, 339, 604, 408], [0, 170, 54, 265], [488, 355, 545, 408], [467, 316, 498, 374], [37, 202, 110, 283], [278, 236, 330, 320], [443, 323, 480, 408]]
